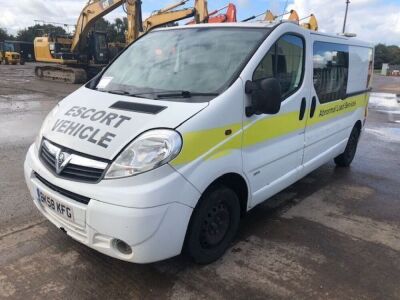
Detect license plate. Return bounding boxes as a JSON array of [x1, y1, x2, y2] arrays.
[[36, 188, 74, 221]]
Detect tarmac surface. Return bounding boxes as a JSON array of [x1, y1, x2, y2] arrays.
[[1, 63, 400, 299]]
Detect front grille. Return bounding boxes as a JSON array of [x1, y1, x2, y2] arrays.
[[35, 172, 91, 205], [41, 142, 56, 165], [61, 163, 105, 181], [40, 139, 108, 183]]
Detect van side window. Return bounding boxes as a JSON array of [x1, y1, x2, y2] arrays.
[[253, 34, 304, 100], [313, 42, 349, 103]]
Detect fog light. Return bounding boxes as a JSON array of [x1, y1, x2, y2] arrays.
[[112, 239, 132, 255]]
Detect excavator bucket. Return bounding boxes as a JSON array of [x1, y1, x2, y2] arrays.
[[225, 3, 237, 22], [302, 14, 318, 31], [188, 2, 237, 24], [288, 10, 299, 23], [264, 10, 276, 22], [207, 4, 237, 23]]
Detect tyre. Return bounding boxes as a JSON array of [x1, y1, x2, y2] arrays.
[[184, 185, 241, 264], [20, 60, 25, 65], [334, 125, 361, 167], [5, 58, 9, 65]]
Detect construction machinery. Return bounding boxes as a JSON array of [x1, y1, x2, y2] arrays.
[[301, 14, 318, 31], [186, 3, 236, 24], [285, 10, 318, 31], [242, 9, 318, 31], [143, 0, 194, 31], [34, 0, 210, 84], [0, 42, 24, 65]]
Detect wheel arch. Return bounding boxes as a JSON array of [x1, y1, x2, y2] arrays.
[[195, 172, 249, 217], [182, 172, 249, 260]]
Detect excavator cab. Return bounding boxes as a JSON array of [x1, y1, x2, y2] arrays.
[[86, 31, 109, 65]]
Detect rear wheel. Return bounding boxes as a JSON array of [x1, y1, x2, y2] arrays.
[[334, 125, 361, 167], [184, 185, 241, 264]]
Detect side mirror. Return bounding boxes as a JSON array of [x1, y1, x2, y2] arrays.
[[245, 78, 282, 116]]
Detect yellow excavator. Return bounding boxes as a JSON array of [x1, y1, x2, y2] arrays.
[[34, 0, 209, 83], [243, 9, 318, 32], [0, 42, 24, 65]]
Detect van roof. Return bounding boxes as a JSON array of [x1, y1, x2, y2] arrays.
[[154, 21, 373, 48]]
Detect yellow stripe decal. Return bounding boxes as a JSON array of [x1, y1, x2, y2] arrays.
[[172, 93, 368, 166], [243, 111, 305, 147], [172, 123, 242, 165], [308, 94, 368, 126]]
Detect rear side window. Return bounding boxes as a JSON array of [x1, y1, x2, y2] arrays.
[[313, 42, 349, 103], [253, 34, 304, 101]]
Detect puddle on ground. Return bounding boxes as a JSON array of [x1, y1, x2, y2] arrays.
[[369, 93, 400, 111], [0, 93, 44, 101], [0, 93, 55, 113], [365, 127, 400, 142]]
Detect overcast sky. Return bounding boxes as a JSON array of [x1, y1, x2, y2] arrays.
[[0, 0, 399, 45]]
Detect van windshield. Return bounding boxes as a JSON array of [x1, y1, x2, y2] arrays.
[[96, 27, 268, 101]]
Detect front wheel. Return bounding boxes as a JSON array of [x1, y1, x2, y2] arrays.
[[334, 125, 361, 167], [184, 185, 241, 264]]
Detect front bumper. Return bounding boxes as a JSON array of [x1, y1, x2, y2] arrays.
[[24, 144, 200, 263]]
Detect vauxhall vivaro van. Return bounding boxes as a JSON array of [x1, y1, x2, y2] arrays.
[[25, 22, 374, 264]]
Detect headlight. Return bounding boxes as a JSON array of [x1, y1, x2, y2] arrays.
[[105, 129, 182, 179], [35, 104, 59, 151]]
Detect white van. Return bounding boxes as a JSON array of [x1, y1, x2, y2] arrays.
[[25, 22, 374, 264]]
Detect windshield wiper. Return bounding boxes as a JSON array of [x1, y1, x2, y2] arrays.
[[99, 89, 218, 99], [101, 89, 150, 99], [116, 90, 219, 99], [103, 90, 131, 96], [154, 91, 219, 99]]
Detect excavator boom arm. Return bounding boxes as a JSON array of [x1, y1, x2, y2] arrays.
[[71, 0, 207, 51], [71, 0, 142, 53], [125, 0, 143, 44], [194, 0, 208, 23], [142, 8, 196, 32]]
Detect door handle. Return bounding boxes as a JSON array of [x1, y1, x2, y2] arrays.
[[299, 97, 306, 120], [310, 96, 317, 118]]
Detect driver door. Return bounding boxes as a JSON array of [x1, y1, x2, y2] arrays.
[[242, 28, 311, 207]]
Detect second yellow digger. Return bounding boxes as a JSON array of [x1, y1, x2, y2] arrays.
[[34, 0, 209, 83]]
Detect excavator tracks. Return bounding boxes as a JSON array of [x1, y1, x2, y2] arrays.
[[35, 65, 87, 84]]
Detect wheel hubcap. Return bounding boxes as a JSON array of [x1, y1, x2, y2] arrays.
[[200, 201, 230, 248]]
